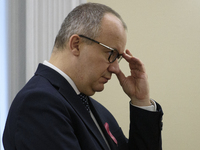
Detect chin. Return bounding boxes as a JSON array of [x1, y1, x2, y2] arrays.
[[94, 85, 105, 93], [88, 84, 105, 95], [86, 88, 104, 96]]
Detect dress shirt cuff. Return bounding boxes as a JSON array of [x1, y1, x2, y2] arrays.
[[130, 98, 157, 112]]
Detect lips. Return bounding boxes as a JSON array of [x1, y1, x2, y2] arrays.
[[101, 77, 111, 83]]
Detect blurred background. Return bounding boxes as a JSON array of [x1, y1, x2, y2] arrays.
[[90, 0, 200, 149], [1, 0, 200, 149]]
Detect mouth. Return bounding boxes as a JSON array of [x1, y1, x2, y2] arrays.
[[101, 77, 111, 84]]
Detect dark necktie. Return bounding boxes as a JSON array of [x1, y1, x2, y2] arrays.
[[79, 93, 90, 112]]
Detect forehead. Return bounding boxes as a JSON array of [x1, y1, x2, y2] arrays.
[[96, 13, 127, 53]]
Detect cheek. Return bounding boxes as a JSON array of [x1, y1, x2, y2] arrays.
[[83, 64, 106, 88], [89, 63, 108, 76], [80, 52, 109, 81]]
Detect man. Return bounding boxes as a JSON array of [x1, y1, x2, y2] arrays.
[[3, 3, 163, 150]]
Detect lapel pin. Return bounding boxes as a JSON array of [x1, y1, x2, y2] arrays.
[[104, 122, 118, 145]]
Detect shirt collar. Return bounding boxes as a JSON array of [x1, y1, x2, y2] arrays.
[[43, 60, 80, 95]]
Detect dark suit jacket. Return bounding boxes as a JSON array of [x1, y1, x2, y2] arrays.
[[3, 64, 163, 150]]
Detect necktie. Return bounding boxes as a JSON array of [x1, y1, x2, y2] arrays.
[[79, 93, 90, 112]]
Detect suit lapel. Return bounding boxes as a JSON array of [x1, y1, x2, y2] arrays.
[[59, 87, 110, 150], [35, 64, 110, 150], [89, 98, 117, 150]]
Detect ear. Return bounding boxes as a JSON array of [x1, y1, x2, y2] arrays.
[[69, 34, 81, 56]]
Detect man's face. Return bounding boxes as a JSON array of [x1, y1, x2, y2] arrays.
[[77, 13, 127, 96]]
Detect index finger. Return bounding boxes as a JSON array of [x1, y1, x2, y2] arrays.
[[122, 49, 145, 72]]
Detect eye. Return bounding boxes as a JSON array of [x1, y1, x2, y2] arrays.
[[108, 50, 113, 55], [104, 50, 113, 57]]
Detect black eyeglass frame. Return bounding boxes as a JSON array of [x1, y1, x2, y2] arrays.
[[79, 35, 123, 63]]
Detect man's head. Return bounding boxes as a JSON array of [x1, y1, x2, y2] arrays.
[[50, 3, 127, 96], [54, 2, 127, 49]]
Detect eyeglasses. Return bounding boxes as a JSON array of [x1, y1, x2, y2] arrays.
[[79, 35, 123, 63]]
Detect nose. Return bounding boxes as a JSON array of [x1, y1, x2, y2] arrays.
[[107, 60, 120, 74]]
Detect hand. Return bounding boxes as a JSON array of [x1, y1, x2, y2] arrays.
[[116, 49, 151, 106]]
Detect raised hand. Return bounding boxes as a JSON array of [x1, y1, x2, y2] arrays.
[[116, 49, 151, 106]]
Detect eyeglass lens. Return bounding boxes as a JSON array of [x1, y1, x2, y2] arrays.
[[109, 50, 122, 63]]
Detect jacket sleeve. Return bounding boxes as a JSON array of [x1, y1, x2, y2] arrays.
[[128, 102, 163, 150], [90, 98, 163, 150]]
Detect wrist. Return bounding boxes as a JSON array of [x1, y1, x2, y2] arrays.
[[130, 97, 151, 106]]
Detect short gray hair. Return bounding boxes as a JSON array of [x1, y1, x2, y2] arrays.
[[54, 2, 127, 48]]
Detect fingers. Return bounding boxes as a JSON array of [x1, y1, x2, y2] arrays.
[[125, 49, 133, 56], [122, 49, 146, 73], [122, 49, 133, 60], [123, 49, 141, 64]]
